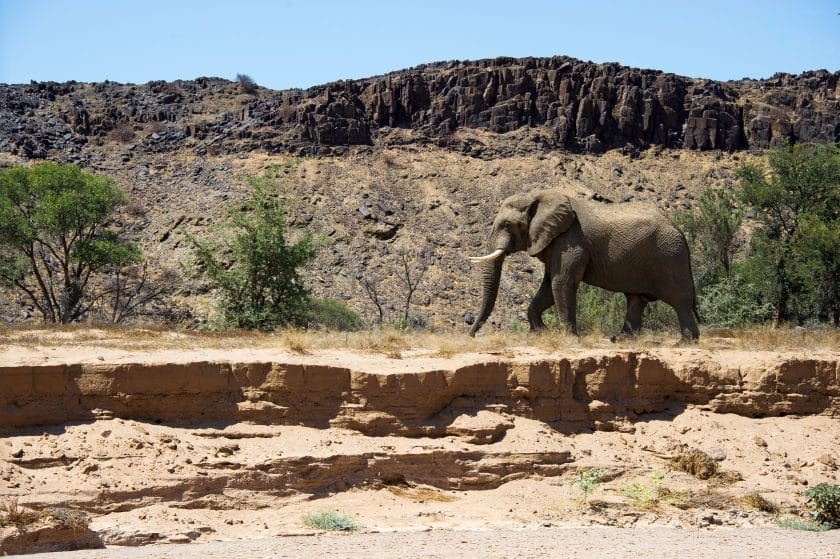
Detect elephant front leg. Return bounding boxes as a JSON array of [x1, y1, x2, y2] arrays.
[[550, 273, 579, 334], [527, 270, 554, 331]]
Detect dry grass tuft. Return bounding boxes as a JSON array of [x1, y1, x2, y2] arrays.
[[669, 448, 718, 480], [281, 331, 310, 355], [738, 492, 779, 514], [0, 498, 40, 527]]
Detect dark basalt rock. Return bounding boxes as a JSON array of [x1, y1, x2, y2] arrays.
[[1, 57, 838, 159]]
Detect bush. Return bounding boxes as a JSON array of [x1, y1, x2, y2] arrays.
[[805, 483, 840, 528], [301, 511, 359, 531], [697, 271, 773, 328], [236, 73, 258, 95], [308, 298, 363, 331], [108, 121, 135, 143], [185, 171, 316, 330]]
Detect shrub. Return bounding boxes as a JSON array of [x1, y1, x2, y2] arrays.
[[697, 272, 773, 328], [805, 483, 840, 528], [302, 511, 359, 531], [308, 298, 363, 331], [236, 73, 259, 95], [619, 472, 668, 511], [574, 467, 610, 503], [185, 171, 316, 330], [108, 121, 135, 143]]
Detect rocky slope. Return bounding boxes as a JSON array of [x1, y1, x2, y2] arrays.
[[0, 56, 838, 328]]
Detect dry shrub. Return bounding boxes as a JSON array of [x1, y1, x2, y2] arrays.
[[0, 498, 40, 526], [237, 74, 258, 95], [108, 122, 135, 143], [738, 492, 779, 514], [669, 448, 718, 480]]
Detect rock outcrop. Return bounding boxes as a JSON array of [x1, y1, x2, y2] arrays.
[[1, 350, 837, 432], [1, 57, 838, 160]]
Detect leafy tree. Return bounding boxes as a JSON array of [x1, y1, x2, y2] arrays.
[[737, 142, 840, 325], [0, 163, 140, 323], [186, 172, 316, 330], [674, 187, 742, 280]]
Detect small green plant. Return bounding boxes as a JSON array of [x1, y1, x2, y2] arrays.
[[805, 483, 840, 528], [574, 467, 610, 503], [302, 511, 359, 531], [776, 515, 831, 532], [620, 471, 668, 511]]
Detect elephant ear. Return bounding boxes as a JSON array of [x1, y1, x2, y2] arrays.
[[527, 191, 575, 256]]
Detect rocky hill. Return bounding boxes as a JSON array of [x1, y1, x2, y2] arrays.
[[0, 56, 838, 328]]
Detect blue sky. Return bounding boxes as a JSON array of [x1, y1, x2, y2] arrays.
[[1, 0, 838, 89]]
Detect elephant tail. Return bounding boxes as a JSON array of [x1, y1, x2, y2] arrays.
[[693, 297, 701, 324]]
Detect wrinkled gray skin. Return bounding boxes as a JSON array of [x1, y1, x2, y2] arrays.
[[469, 189, 699, 342]]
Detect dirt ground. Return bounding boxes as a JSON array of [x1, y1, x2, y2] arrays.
[[22, 526, 840, 559], [0, 329, 838, 556]]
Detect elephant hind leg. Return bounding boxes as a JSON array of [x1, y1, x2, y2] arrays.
[[613, 293, 647, 341], [676, 303, 700, 342], [527, 270, 554, 331]]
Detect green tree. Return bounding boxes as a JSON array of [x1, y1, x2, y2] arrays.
[[0, 163, 140, 323], [186, 172, 317, 330], [675, 187, 742, 279], [737, 142, 840, 325]]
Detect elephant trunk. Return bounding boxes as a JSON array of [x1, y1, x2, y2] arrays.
[[469, 229, 511, 336], [469, 255, 504, 336]]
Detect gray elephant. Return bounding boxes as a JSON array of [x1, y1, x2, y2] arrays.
[[468, 189, 699, 341]]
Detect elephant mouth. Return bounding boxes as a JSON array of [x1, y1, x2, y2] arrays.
[[468, 248, 506, 263]]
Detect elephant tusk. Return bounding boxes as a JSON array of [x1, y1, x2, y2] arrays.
[[469, 249, 505, 263]]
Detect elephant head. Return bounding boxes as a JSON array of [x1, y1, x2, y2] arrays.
[[468, 190, 575, 336]]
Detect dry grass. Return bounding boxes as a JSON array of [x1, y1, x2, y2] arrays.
[[669, 449, 718, 480], [738, 492, 779, 514], [386, 485, 458, 502], [0, 323, 837, 359], [0, 498, 41, 527]]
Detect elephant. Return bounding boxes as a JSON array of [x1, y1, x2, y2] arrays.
[[468, 189, 700, 341]]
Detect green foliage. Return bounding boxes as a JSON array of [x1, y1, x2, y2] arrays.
[[619, 471, 668, 511], [307, 298, 363, 331], [805, 483, 840, 528], [301, 511, 359, 531], [574, 468, 610, 501], [542, 284, 676, 335], [574, 284, 625, 334], [696, 269, 773, 328], [776, 516, 831, 532], [737, 142, 840, 325], [186, 171, 316, 330], [674, 187, 742, 278], [0, 163, 140, 323]]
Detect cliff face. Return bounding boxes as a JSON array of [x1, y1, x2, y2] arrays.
[[1, 56, 838, 161]]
